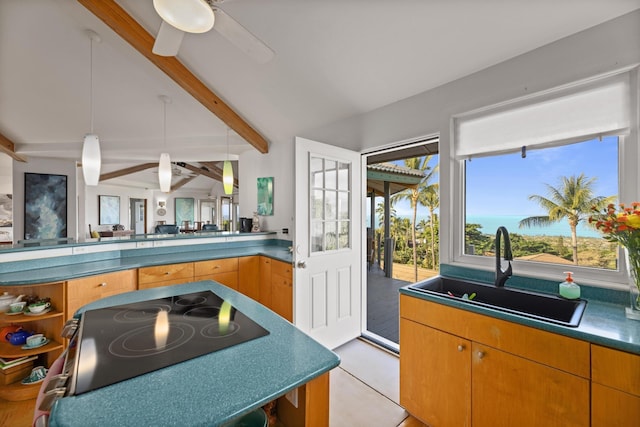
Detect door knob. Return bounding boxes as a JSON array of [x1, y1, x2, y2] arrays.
[[296, 260, 307, 269]]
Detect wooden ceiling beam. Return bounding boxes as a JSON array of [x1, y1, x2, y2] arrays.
[[180, 162, 221, 181], [0, 131, 27, 162], [99, 162, 157, 181], [171, 175, 197, 192], [77, 0, 269, 154]]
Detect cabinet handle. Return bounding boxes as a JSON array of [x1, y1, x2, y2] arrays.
[[99, 282, 107, 287], [477, 351, 485, 359], [165, 272, 170, 275], [457, 344, 465, 352], [214, 265, 220, 269]]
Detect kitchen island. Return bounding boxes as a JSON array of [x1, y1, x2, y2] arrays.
[[48, 280, 339, 427]]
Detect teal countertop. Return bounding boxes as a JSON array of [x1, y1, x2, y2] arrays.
[[0, 241, 292, 285], [50, 280, 340, 427], [400, 284, 640, 355]]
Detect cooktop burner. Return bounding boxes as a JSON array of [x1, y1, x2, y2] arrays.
[[71, 290, 269, 395]]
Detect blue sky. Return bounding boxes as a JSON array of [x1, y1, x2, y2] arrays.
[[372, 136, 618, 220]]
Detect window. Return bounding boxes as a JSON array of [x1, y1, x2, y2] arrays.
[[464, 137, 619, 270], [452, 68, 637, 289], [310, 156, 351, 252]]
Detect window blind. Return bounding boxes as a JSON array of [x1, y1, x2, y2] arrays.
[[454, 72, 632, 159]]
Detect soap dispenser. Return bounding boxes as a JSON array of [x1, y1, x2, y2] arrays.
[[559, 271, 580, 299]]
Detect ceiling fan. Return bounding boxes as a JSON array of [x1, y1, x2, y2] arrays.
[[151, 0, 275, 63]]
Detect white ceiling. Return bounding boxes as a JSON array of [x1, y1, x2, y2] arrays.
[[1, 0, 639, 191]]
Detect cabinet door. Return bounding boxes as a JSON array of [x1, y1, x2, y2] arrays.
[[67, 270, 136, 317], [399, 318, 471, 427], [472, 343, 589, 427], [259, 256, 272, 307], [272, 270, 293, 321], [591, 344, 640, 426], [238, 256, 260, 301], [592, 383, 640, 427]]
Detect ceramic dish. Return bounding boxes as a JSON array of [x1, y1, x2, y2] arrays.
[[24, 307, 52, 317], [5, 310, 25, 316], [22, 338, 50, 350]]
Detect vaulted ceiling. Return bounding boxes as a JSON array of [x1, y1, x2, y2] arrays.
[[1, 0, 638, 191]]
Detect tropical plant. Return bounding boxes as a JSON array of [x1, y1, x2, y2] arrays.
[[519, 174, 615, 264]]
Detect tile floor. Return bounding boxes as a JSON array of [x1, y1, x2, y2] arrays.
[[330, 338, 425, 427]]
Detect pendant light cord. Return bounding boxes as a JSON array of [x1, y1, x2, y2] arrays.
[[89, 35, 94, 133]]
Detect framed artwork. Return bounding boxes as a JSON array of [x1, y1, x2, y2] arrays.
[[99, 195, 120, 225], [257, 177, 274, 215], [175, 197, 195, 227], [24, 173, 67, 239], [0, 194, 13, 242]]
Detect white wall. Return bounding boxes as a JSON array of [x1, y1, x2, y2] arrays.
[[302, 9, 640, 265], [239, 137, 295, 240]]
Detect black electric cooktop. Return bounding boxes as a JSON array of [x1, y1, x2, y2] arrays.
[[70, 291, 269, 395]]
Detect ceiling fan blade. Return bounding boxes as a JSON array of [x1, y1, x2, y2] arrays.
[[212, 7, 275, 64], [152, 20, 185, 56]]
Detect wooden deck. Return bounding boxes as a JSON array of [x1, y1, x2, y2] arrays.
[[366, 262, 438, 344]]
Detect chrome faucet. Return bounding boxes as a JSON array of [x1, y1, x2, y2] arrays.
[[495, 226, 513, 287]]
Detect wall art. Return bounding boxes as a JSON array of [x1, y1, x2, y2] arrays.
[[257, 177, 273, 216], [99, 195, 120, 225], [175, 197, 195, 228], [24, 173, 67, 239]]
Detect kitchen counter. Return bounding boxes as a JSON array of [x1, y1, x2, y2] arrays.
[[0, 240, 292, 285], [49, 280, 340, 427], [400, 283, 640, 355]]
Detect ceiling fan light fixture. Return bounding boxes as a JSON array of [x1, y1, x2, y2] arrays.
[[82, 133, 101, 186], [159, 153, 172, 193], [153, 0, 215, 33]]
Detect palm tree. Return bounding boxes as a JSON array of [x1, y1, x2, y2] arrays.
[[419, 183, 440, 270], [391, 156, 438, 281], [519, 174, 614, 264]]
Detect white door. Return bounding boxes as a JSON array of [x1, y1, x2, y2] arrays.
[[294, 137, 362, 350]]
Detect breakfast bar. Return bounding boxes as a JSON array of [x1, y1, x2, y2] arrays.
[[47, 280, 339, 427]]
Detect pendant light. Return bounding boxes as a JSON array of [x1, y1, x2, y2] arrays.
[[223, 127, 234, 195], [158, 95, 172, 193], [82, 30, 102, 186]]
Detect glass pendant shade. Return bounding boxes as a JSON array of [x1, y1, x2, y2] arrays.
[[159, 153, 172, 193], [153, 0, 215, 33], [82, 133, 101, 186], [223, 160, 234, 194]]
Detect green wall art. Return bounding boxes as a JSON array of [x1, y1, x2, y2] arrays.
[[257, 177, 274, 216], [175, 197, 195, 227]]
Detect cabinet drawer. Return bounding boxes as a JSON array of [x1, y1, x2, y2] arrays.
[[592, 344, 640, 396], [67, 270, 136, 316], [138, 263, 194, 285], [194, 258, 238, 276], [272, 260, 292, 278], [400, 295, 590, 378]]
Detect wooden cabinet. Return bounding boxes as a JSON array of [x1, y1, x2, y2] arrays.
[[400, 295, 590, 427], [591, 344, 640, 426], [271, 259, 293, 322], [66, 270, 137, 318], [0, 282, 65, 402], [400, 318, 470, 426], [138, 262, 194, 289], [194, 258, 238, 290], [238, 257, 260, 301], [259, 256, 272, 307]]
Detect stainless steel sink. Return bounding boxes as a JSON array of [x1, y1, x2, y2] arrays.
[[408, 276, 587, 327]]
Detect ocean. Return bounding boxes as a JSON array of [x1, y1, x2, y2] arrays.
[[465, 215, 601, 238]]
